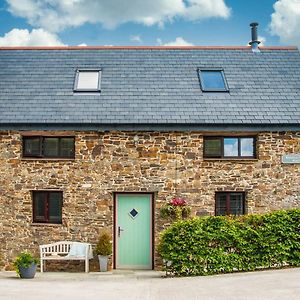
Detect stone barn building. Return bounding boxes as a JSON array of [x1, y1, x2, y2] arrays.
[[0, 42, 299, 270]]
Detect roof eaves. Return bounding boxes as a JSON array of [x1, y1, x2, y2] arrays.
[[0, 46, 298, 51], [1, 123, 300, 132]]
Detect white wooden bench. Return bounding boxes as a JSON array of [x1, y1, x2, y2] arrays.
[[39, 241, 93, 273]]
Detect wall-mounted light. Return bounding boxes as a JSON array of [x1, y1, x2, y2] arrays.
[[133, 135, 139, 145]]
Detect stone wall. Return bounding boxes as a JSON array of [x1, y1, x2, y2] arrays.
[[0, 130, 299, 270]]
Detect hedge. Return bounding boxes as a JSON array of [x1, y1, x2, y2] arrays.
[[158, 209, 300, 276]]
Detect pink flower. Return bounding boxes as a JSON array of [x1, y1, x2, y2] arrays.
[[170, 197, 187, 206]]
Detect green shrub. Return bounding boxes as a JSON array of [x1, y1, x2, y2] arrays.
[[95, 231, 112, 256], [158, 209, 300, 276], [13, 252, 39, 277]]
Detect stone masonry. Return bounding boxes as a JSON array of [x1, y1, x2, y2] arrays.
[[0, 130, 299, 271]]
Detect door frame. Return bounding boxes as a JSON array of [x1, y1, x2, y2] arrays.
[[113, 192, 155, 269]]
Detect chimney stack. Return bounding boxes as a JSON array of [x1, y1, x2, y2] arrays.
[[249, 22, 261, 52]]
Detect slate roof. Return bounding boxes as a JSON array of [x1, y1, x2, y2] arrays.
[[0, 46, 299, 131]]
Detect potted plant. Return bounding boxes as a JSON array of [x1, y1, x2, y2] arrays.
[[13, 251, 39, 279], [160, 197, 191, 221], [95, 231, 112, 272]]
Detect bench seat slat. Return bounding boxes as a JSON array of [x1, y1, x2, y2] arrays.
[[42, 257, 86, 260]]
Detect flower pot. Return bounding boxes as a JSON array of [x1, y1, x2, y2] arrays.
[[19, 263, 37, 279], [98, 255, 108, 272]]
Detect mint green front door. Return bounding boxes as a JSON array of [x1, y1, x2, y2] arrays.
[[115, 194, 152, 269]]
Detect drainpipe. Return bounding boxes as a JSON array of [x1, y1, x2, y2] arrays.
[[249, 22, 261, 53]]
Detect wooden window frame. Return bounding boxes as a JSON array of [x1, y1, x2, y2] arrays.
[[32, 191, 63, 224], [73, 69, 101, 92], [203, 136, 256, 159], [23, 136, 75, 158], [215, 192, 245, 216]]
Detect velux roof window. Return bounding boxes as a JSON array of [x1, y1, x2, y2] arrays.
[[74, 69, 101, 92], [198, 69, 229, 92]]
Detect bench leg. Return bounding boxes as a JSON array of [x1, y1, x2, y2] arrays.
[[85, 258, 89, 273], [40, 259, 43, 273]]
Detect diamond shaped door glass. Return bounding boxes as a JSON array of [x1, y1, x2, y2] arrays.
[[129, 208, 138, 219]]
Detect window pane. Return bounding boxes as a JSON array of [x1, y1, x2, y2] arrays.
[[77, 72, 99, 90], [241, 138, 254, 157], [60, 138, 75, 157], [24, 137, 40, 156], [48, 192, 62, 223], [34, 192, 46, 221], [204, 138, 221, 157], [44, 138, 59, 157], [224, 138, 238, 157], [201, 71, 226, 90], [230, 193, 244, 215], [216, 194, 227, 216]]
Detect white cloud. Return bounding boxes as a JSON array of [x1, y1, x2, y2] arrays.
[[6, 0, 231, 32], [163, 37, 194, 46], [156, 38, 163, 45], [258, 36, 266, 46], [270, 0, 300, 46], [78, 43, 87, 46], [130, 35, 142, 43], [182, 0, 230, 21], [0, 28, 65, 46], [247, 36, 266, 47]]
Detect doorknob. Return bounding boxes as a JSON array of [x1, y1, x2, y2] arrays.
[[118, 226, 124, 237]]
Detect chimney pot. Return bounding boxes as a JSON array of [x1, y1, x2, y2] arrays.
[[249, 22, 261, 52]]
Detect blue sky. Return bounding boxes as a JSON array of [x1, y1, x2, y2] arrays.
[[0, 0, 299, 47]]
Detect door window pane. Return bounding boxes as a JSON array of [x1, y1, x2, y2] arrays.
[[224, 138, 238, 157], [241, 138, 254, 157], [44, 138, 59, 157]]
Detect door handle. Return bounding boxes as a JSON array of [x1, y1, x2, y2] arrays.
[[118, 226, 124, 237]]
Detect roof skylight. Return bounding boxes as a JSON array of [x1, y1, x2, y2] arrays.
[[198, 69, 229, 92], [74, 69, 101, 92]]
